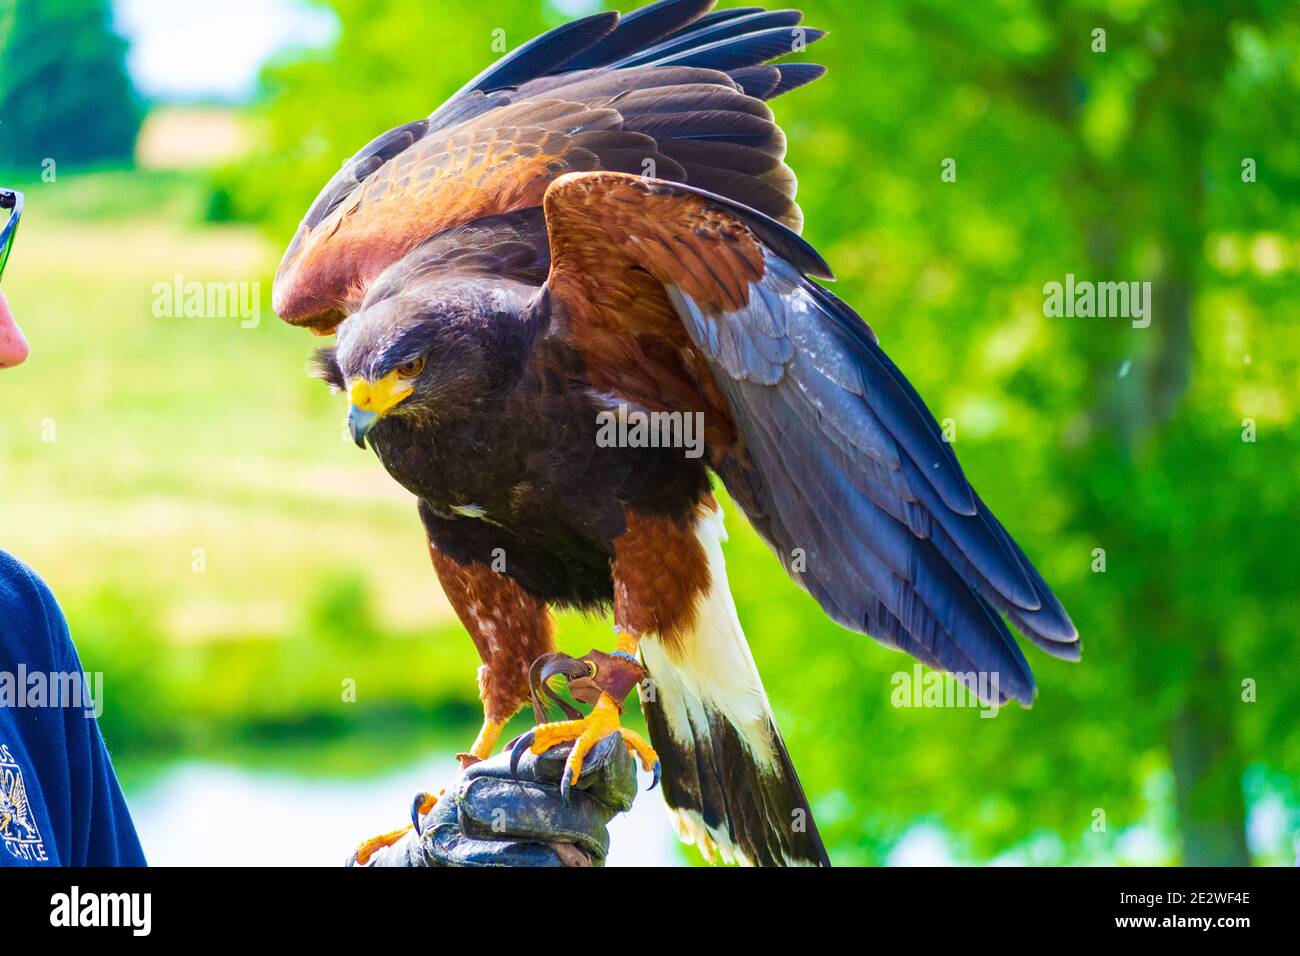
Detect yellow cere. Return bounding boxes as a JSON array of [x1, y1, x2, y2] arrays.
[[348, 370, 414, 417]]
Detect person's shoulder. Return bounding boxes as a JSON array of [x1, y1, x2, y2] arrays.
[[0, 550, 72, 671], [0, 549, 59, 619]]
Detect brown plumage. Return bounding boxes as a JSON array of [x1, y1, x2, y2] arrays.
[[277, 1, 1076, 868], [426, 539, 553, 727]]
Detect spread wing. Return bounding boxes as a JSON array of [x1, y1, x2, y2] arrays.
[[540, 172, 1079, 705], [273, 0, 826, 333]]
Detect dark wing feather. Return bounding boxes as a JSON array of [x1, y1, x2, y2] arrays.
[[658, 6, 768, 43], [430, 12, 620, 119], [556, 0, 716, 71], [540, 172, 1079, 706], [608, 9, 808, 69], [633, 25, 825, 72], [274, 0, 826, 332]]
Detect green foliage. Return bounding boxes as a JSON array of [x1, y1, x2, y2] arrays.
[[0, 0, 142, 169]]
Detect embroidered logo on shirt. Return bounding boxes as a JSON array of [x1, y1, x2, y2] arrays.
[[0, 743, 47, 862]]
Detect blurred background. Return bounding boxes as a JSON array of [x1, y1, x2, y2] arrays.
[[0, 0, 1297, 866]]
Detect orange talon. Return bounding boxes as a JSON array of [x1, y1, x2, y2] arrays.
[[620, 727, 659, 773], [353, 824, 412, 866], [519, 692, 659, 798], [458, 717, 506, 767]]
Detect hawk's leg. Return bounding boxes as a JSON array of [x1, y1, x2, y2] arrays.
[[511, 630, 660, 799], [351, 540, 554, 865], [509, 507, 713, 796]]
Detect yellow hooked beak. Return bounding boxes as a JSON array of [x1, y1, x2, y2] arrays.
[[347, 371, 414, 448]]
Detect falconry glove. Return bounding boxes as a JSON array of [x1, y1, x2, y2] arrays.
[[348, 732, 636, 867]]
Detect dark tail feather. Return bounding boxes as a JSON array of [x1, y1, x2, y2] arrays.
[[641, 683, 830, 866], [636, 503, 829, 867]]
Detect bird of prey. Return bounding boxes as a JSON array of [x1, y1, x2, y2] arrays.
[[273, 0, 1078, 867]]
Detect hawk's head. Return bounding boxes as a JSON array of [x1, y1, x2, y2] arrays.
[[317, 278, 534, 448]]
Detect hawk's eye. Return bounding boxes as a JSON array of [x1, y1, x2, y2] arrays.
[[396, 356, 426, 378]]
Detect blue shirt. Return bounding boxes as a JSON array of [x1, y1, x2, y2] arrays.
[[0, 550, 146, 866]]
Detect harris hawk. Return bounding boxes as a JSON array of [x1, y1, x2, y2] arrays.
[[273, 0, 1079, 867]]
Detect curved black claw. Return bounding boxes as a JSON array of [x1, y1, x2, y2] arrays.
[[528, 652, 590, 723], [410, 792, 431, 834], [509, 730, 536, 780], [648, 759, 662, 791], [559, 765, 574, 805]]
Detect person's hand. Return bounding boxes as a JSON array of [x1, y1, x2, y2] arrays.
[[347, 731, 638, 867]]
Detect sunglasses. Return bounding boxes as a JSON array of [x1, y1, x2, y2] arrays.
[[0, 188, 22, 286]]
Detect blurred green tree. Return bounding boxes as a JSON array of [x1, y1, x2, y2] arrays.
[[0, 0, 142, 169], [240, 0, 1300, 865]]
